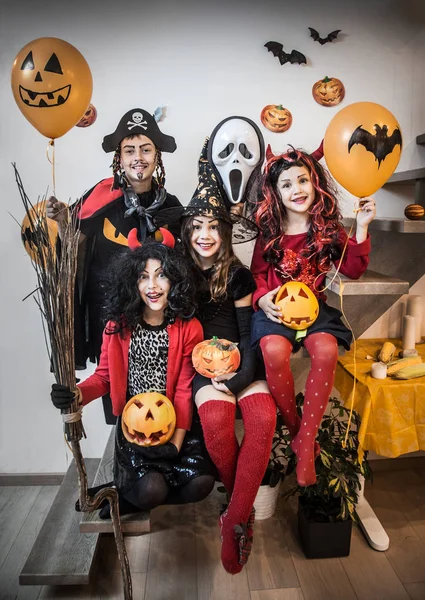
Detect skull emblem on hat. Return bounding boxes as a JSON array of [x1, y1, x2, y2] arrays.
[[208, 116, 264, 206]]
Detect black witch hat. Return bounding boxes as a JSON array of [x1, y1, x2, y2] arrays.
[[102, 108, 176, 153], [182, 138, 258, 244]]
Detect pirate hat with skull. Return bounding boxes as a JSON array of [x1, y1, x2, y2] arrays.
[[207, 116, 265, 207], [102, 108, 177, 153]]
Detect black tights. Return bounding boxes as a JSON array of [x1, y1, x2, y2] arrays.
[[124, 472, 215, 510], [86, 473, 215, 519]]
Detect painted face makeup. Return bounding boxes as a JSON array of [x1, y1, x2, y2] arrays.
[[277, 166, 315, 215], [120, 134, 156, 187], [138, 258, 171, 319]]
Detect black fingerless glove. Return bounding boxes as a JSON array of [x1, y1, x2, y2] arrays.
[[225, 306, 257, 396], [51, 383, 76, 409], [132, 442, 179, 461]]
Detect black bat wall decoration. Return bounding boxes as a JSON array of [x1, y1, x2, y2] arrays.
[[308, 28, 341, 45], [348, 125, 402, 168], [264, 41, 307, 65]]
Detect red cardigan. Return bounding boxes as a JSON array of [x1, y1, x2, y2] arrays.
[[251, 229, 371, 308], [78, 318, 203, 431]]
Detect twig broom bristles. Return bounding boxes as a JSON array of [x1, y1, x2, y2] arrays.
[[15, 164, 133, 600]]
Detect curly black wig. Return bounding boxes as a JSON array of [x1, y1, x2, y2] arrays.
[[102, 241, 197, 334]]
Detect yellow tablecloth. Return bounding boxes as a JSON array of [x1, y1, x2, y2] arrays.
[[334, 338, 425, 458]]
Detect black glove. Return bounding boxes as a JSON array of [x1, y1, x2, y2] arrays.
[[132, 442, 179, 461], [225, 306, 257, 396], [51, 383, 76, 409]]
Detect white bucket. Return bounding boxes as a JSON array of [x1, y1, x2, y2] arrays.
[[253, 481, 281, 520]]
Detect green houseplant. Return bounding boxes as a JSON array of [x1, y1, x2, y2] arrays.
[[281, 392, 371, 557]]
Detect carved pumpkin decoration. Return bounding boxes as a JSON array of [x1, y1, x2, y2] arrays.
[[404, 204, 424, 220], [121, 392, 176, 447], [275, 281, 319, 330], [192, 337, 241, 378], [21, 200, 58, 264], [11, 37, 92, 139], [76, 103, 97, 128], [312, 76, 345, 107], [261, 104, 293, 133]]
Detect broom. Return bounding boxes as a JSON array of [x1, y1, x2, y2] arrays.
[[15, 164, 133, 599]]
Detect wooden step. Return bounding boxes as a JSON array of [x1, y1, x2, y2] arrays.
[[79, 428, 151, 535], [342, 217, 425, 233], [325, 269, 409, 296], [19, 458, 100, 586], [385, 167, 425, 184]]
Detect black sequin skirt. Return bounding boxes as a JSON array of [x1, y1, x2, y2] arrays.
[[251, 299, 352, 353], [113, 411, 217, 495]]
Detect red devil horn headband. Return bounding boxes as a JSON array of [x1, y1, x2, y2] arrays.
[[127, 227, 175, 251]]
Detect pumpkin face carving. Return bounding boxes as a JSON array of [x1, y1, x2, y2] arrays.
[[76, 103, 97, 128], [275, 282, 319, 330], [121, 392, 176, 447], [261, 104, 292, 133], [312, 76, 345, 107], [192, 337, 241, 378]]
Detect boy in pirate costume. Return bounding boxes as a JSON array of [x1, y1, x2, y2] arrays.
[[47, 108, 181, 423]]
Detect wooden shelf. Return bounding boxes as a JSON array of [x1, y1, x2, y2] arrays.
[[342, 217, 425, 233], [325, 269, 409, 296], [385, 168, 425, 184]]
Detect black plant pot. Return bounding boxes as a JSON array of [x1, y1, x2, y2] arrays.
[[297, 497, 352, 559]]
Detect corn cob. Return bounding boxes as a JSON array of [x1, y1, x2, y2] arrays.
[[393, 363, 425, 380], [387, 356, 422, 375], [378, 342, 396, 364]]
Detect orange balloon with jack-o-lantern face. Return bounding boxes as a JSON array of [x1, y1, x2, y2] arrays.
[[11, 37, 92, 139], [274, 281, 319, 330], [192, 337, 240, 378], [121, 392, 176, 447]]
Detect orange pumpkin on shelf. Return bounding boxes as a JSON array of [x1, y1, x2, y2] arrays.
[[275, 281, 319, 330], [192, 337, 240, 378], [121, 392, 176, 447], [312, 76, 345, 107], [260, 104, 293, 133], [404, 204, 424, 220]]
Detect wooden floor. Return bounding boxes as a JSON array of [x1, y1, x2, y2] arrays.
[[1, 468, 425, 600]]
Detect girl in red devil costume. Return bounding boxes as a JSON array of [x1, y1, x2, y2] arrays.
[[51, 232, 215, 517], [249, 147, 376, 487], [181, 140, 277, 575]]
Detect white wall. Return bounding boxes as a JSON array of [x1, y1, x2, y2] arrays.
[[1, 0, 425, 472]]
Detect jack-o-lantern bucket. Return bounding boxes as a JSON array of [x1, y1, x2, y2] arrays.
[[275, 282, 319, 330], [192, 337, 241, 378], [121, 392, 176, 447], [21, 200, 58, 265]]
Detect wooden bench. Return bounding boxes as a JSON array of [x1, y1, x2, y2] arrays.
[[20, 458, 100, 586], [79, 427, 151, 535]]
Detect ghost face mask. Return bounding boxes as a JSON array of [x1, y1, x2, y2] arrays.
[[208, 116, 264, 206]]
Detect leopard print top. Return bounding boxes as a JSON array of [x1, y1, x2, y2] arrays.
[[127, 321, 168, 396]]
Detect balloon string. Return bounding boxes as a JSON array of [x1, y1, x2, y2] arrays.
[[312, 216, 359, 453], [46, 139, 56, 197]]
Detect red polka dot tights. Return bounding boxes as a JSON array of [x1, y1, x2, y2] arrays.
[[260, 332, 339, 486]]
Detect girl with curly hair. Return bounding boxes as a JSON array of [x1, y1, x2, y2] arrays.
[[181, 140, 277, 575], [249, 147, 376, 487], [51, 239, 216, 517]]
